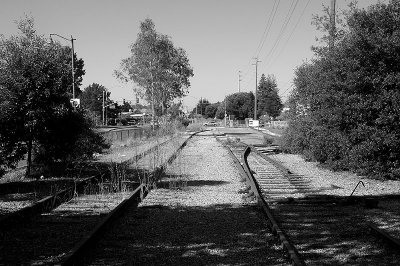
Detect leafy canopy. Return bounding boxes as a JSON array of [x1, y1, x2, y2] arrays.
[[0, 16, 104, 176], [115, 18, 194, 116], [257, 74, 283, 119], [283, 0, 400, 179]]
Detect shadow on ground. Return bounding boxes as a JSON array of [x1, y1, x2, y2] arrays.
[[269, 193, 400, 266], [86, 203, 289, 266]]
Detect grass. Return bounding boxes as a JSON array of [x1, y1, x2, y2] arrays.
[[264, 126, 285, 136], [1, 119, 193, 204]]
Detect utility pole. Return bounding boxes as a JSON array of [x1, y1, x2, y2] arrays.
[[102, 90, 105, 126], [238, 71, 242, 92], [50, 34, 76, 98], [200, 97, 203, 116], [71, 36, 75, 99], [329, 0, 336, 51], [252, 57, 261, 120], [224, 97, 227, 127]]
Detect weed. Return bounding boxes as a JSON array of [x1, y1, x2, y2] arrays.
[[263, 135, 275, 146]]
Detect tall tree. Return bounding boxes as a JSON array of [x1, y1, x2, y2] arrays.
[[226, 92, 254, 120], [115, 18, 194, 119], [204, 103, 220, 119], [257, 74, 283, 119], [0, 16, 94, 176], [192, 98, 210, 116], [80, 83, 111, 124]]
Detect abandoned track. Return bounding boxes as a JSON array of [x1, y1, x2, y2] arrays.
[[2, 128, 400, 265], [219, 136, 400, 265], [0, 137, 173, 229], [81, 132, 290, 265], [0, 132, 198, 265]]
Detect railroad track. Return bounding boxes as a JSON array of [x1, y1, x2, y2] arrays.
[[219, 136, 400, 265], [0, 132, 199, 265], [0, 137, 174, 229]]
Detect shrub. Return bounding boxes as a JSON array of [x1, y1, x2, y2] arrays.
[[263, 135, 274, 146], [186, 122, 203, 132], [34, 109, 109, 175]]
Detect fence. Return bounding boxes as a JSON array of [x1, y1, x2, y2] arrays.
[[98, 128, 145, 142], [270, 121, 288, 128]]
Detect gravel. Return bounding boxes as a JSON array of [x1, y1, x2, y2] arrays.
[[86, 132, 289, 265], [269, 153, 400, 197], [0, 133, 192, 265]]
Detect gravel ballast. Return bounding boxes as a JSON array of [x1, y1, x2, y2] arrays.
[[0, 133, 192, 265], [86, 132, 289, 265]]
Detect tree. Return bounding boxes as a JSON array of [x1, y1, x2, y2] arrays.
[[0, 16, 101, 177], [204, 103, 220, 118], [80, 83, 111, 125], [192, 98, 210, 117], [257, 74, 283, 119], [226, 92, 254, 120], [120, 100, 132, 112], [167, 102, 184, 119], [115, 18, 194, 119], [215, 102, 226, 119], [283, 0, 400, 179]]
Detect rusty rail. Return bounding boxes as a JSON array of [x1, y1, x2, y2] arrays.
[[59, 131, 201, 265], [241, 146, 306, 266]]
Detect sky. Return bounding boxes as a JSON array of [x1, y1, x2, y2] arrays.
[[1, 0, 384, 111]]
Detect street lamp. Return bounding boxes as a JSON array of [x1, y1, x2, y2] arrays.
[[50, 33, 76, 99]]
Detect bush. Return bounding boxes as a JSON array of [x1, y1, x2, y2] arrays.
[[281, 1, 400, 180], [263, 135, 274, 146], [186, 122, 203, 132], [181, 118, 191, 127], [34, 109, 109, 175]]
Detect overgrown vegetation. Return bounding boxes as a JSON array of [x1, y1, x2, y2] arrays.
[[282, 1, 400, 179], [0, 16, 107, 178]]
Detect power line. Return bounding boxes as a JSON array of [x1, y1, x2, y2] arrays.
[[254, 0, 280, 57], [261, 0, 299, 64], [240, 1, 280, 88], [265, 0, 311, 69]]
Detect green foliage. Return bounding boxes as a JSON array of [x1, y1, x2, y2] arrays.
[[120, 100, 132, 112], [181, 118, 191, 127], [257, 74, 283, 119], [192, 98, 210, 117], [115, 18, 194, 116], [80, 83, 111, 125], [263, 135, 275, 146], [0, 16, 104, 177], [282, 1, 400, 179], [186, 122, 203, 132], [226, 92, 254, 120], [80, 83, 109, 114], [204, 103, 220, 118], [215, 103, 226, 119], [34, 109, 109, 172]]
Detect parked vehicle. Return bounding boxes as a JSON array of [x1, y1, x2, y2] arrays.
[[204, 120, 217, 127]]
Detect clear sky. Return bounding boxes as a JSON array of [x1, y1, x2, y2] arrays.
[[1, 0, 383, 110]]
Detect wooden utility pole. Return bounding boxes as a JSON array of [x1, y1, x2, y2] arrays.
[[329, 0, 336, 51], [200, 97, 203, 115], [238, 71, 242, 92], [252, 58, 261, 120]]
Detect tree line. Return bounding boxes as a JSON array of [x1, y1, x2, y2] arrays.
[[282, 0, 400, 179], [192, 74, 283, 121]]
